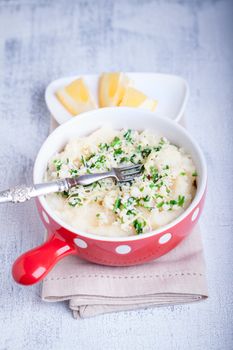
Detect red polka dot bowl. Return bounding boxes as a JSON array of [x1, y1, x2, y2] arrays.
[[12, 107, 207, 285]]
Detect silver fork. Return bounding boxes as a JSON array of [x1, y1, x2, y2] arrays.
[[0, 164, 142, 203]]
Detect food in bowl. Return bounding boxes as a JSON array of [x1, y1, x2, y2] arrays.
[[45, 126, 197, 237]]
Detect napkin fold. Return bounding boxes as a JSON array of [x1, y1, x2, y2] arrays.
[[41, 117, 208, 318]]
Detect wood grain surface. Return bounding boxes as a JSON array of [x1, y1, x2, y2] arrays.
[[0, 0, 232, 349]]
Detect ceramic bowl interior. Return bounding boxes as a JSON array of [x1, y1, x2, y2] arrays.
[[33, 107, 207, 242]]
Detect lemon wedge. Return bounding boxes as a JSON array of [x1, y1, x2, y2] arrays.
[[99, 72, 130, 107], [56, 78, 96, 116], [119, 87, 158, 112]]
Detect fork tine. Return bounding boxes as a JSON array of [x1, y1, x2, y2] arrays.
[[120, 172, 142, 182], [113, 164, 142, 182], [117, 164, 142, 172], [120, 168, 142, 176]]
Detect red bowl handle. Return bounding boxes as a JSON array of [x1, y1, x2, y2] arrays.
[[12, 234, 76, 285]]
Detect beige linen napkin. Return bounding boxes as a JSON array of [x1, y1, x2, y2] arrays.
[[41, 117, 208, 319]]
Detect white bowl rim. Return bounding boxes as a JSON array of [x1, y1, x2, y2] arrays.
[[34, 107, 207, 242]]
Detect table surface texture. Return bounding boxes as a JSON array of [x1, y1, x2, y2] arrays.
[[0, 0, 232, 349]]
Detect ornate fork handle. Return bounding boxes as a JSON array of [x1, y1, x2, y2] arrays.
[[0, 185, 34, 203], [0, 165, 141, 204], [0, 180, 68, 204], [0, 170, 116, 204]]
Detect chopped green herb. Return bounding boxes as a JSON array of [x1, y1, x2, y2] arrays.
[[136, 145, 142, 153], [150, 166, 158, 176], [150, 166, 160, 183], [96, 213, 100, 218], [192, 172, 198, 177], [68, 196, 82, 207], [163, 165, 170, 170], [159, 138, 165, 146], [98, 155, 106, 163], [142, 148, 152, 158], [99, 143, 109, 151], [156, 181, 164, 189], [69, 169, 78, 176], [81, 155, 87, 167], [114, 148, 123, 156], [157, 201, 164, 208], [123, 129, 133, 143], [62, 191, 69, 198], [126, 209, 136, 216], [111, 136, 121, 147], [53, 159, 62, 172], [130, 154, 137, 164], [180, 172, 186, 176], [122, 202, 128, 209], [86, 153, 96, 161], [149, 183, 156, 189], [154, 145, 162, 152], [92, 181, 102, 189], [143, 195, 150, 202], [133, 219, 146, 234], [90, 155, 106, 169], [155, 194, 163, 199], [177, 195, 185, 207], [113, 198, 121, 212], [142, 147, 152, 158], [169, 199, 177, 205], [120, 156, 129, 163]]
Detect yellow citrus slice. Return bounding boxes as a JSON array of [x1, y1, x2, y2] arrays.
[[119, 87, 158, 112], [99, 72, 130, 107], [56, 78, 96, 116]]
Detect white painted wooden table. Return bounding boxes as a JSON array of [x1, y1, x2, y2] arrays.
[[0, 1, 232, 349]]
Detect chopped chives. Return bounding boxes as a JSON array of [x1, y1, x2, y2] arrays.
[[177, 195, 185, 207]]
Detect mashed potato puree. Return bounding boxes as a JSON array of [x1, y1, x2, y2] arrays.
[[45, 127, 197, 237]]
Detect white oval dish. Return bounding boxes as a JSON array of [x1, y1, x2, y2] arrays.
[[45, 73, 189, 125]]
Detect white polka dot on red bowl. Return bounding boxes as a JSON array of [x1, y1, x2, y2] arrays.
[[74, 238, 88, 249], [191, 207, 199, 222], [159, 233, 172, 244], [115, 245, 131, 254]]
